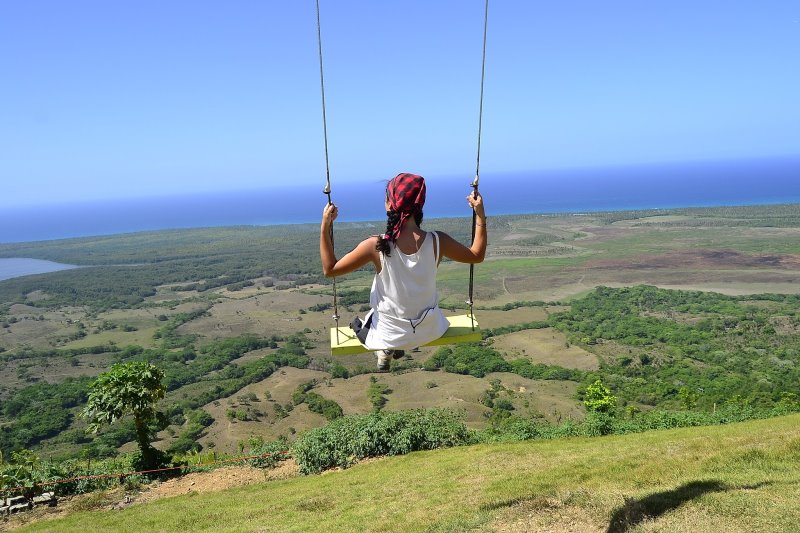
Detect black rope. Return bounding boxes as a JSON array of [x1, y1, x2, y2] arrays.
[[316, 0, 340, 342], [468, 0, 489, 331]]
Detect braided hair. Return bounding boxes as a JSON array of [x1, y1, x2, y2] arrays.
[[376, 209, 424, 257]]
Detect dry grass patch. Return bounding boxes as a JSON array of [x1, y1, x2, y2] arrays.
[[475, 308, 549, 329], [491, 327, 599, 371], [178, 290, 330, 341], [1, 319, 67, 350], [199, 367, 330, 452], [65, 327, 159, 350], [484, 373, 583, 422]]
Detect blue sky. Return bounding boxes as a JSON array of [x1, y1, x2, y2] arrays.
[[1, 1, 798, 209]]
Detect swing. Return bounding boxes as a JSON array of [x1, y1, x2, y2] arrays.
[[330, 314, 481, 356], [316, 0, 490, 356]]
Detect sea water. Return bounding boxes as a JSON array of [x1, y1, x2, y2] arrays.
[[1, 156, 798, 244], [0, 258, 78, 281]]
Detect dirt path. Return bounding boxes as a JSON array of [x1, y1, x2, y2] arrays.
[[134, 460, 299, 503]]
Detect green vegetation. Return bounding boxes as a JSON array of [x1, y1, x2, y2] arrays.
[[482, 320, 549, 338], [366, 379, 391, 411], [0, 334, 311, 457], [1, 378, 90, 453], [424, 344, 511, 377], [152, 306, 209, 348], [291, 408, 471, 474], [82, 362, 166, 467], [167, 410, 214, 454], [0, 227, 345, 310], [2, 204, 800, 527], [548, 285, 800, 409], [16, 414, 800, 532], [291, 380, 343, 421]]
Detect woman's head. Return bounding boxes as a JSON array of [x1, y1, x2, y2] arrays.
[[386, 173, 425, 235], [377, 173, 426, 256]]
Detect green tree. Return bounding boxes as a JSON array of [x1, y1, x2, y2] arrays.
[[583, 379, 617, 414], [82, 362, 165, 465], [678, 387, 699, 410]]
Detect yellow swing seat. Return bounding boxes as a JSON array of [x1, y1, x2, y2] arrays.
[[330, 314, 481, 356]]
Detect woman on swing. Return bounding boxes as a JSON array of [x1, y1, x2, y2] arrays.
[[320, 172, 487, 370]]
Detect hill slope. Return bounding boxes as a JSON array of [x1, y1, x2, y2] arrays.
[[17, 414, 800, 532]]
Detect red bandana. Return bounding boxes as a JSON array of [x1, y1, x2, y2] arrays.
[[386, 173, 426, 241]]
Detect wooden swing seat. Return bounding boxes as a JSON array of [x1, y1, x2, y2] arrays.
[[330, 314, 481, 355]]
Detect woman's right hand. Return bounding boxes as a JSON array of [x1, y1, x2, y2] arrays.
[[321, 203, 338, 228]]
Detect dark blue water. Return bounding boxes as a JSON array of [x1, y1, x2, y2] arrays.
[[2, 156, 798, 244]]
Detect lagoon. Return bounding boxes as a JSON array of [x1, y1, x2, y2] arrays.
[[0, 258, 78, 281]]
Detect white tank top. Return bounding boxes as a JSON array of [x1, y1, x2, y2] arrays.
[[364, 231, 450, 350]]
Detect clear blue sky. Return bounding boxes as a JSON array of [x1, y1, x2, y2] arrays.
[[1, 1, 798, 208]]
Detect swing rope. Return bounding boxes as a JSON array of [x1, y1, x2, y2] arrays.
[[316, 0, 340, 341], [468, 0, 489, 330], [317, 0, 489, 338]]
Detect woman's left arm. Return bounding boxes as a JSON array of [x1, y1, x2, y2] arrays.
[[320, 204, 379, 277]]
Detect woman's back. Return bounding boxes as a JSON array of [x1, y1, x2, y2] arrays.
[[319, 171, 486, 362], [371, 231, 439, 320]]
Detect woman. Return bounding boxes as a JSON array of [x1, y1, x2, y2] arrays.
[[320, 172, 487, 370]]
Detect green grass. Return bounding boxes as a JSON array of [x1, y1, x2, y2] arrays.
[[19, 414, 800, 532], [436, 256, 588, 300]]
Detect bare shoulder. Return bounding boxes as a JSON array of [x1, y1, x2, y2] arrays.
[[356, 236, 381, 252], [357, 235, 382, 262]]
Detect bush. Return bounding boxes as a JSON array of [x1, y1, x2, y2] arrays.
[[367, 381, 390, 411], [583, 412, 615, 436], [424, 344, 510, 377], [478, 416, 546, 442], [248, 437, 290, 469], [330, 362, 350, 379], [292, 409, 470, 474], [583, 380, 617, 414], [304, 392, 344, 421]]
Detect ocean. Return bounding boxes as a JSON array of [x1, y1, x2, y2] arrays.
[[1, 156, 799, 244]]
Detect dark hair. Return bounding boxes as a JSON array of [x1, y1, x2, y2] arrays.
[[376, 209, 424, 256]]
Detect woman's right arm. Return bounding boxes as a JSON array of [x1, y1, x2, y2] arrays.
[[438, 192, 487, 264], [320, 203, 380, 277]]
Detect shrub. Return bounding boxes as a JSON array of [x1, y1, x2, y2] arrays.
[[248, 437, 290, 469], [330, 362, 350, 379], [583, 412, 615, 436], [478, 416, 546, 442], [583, 380, 617, 414], [425, 344, 510, 377], [292, 409, 470, 474], [367, 381, 390, 411], [304, 392, 344, 421]]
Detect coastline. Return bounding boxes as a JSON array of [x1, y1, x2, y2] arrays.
[[1, 199, 799, 248]]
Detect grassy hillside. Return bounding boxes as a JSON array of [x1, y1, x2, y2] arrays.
[[15, 414, 800, 532]]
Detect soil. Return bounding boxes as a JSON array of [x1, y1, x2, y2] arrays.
[[134, 461, 299, 503]]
